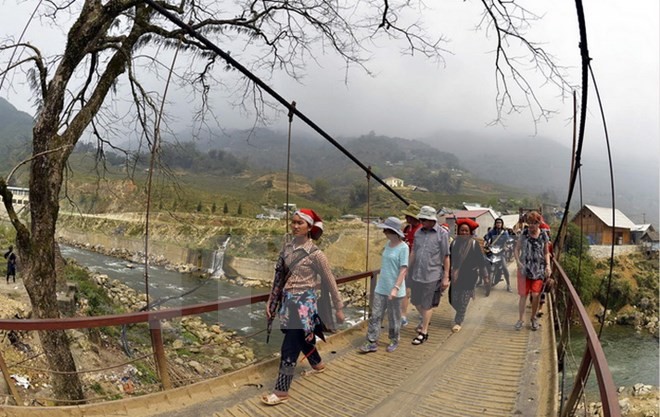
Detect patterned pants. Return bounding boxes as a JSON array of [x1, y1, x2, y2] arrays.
[[366, 293, 403, 342], [450, 289, 474, 325], [274, 328, 322, 393]]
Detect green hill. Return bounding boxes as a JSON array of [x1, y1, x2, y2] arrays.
[[0, 98, 34, 181], [0, 98, 534, 216]]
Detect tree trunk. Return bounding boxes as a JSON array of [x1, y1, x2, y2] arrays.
[[21, 126, 84, 403]]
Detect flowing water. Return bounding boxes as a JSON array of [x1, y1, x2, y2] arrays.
[[564, 323, 659, 397]]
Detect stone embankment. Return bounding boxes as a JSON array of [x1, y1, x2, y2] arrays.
[[59, 237, 369, 307], [59, 237, 202, 274], [589, 244, 641, 259], [83, 272, 257, 372]]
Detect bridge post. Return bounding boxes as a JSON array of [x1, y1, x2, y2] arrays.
[[561, 347, 592, 417], [0, 350, 23, 405], [149, 319, 173, 390]]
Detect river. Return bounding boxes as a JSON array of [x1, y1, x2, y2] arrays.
[[565, 324, 659, 396], [59, 244, 365, 356]]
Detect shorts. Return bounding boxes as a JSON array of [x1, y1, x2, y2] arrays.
[[517, 269, 543, 295], [410, 280, 442, 310]]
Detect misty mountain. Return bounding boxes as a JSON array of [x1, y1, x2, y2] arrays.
[[420, 129, 659, 225], [1, 98, 655, 225], [194, 128, 461, 188], [0, 98, 34, 178]]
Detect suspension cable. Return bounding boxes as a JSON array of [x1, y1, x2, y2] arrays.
[[588, 62, 617, 338], [554, 0, 591, 249], [142, 0, 408, 206], [285, 101, 296, 233], [363, 167, 372, 321]]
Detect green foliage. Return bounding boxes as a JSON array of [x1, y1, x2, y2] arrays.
[[63, 264, 122, 316], [348, 182, 368, 207], [559, 223, 599, 304], [563, 223, 591, 257], [407, 166, 463, 194], [211, 202, 217, 214], [223, 202, 228, 214], [89, 382, 105, 395], [561, 254, 599, 304], [129, 141, 247, 176], [196, 201, 202, 212], [133, 360, 159, 385], [598, 276, 634, 312], [237, 202, 242, 215], [313, 179, 330, 202]]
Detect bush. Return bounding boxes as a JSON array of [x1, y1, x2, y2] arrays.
[[63, 263, 121, 316], [561, 254, 599, 304], [598, 276, 634, 312]]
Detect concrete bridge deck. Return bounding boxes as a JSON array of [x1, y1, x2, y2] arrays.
[[5, 277, 556, 417]]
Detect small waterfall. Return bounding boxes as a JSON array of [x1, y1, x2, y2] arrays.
[[208, 235, 231, 279]]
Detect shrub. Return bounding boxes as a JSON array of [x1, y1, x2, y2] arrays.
[[561, 254, 599, 304], [63, 263, 121, 316], [598, 276, 634, 312]]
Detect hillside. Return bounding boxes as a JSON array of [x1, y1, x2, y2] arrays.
[[0, 98, 34, 180], [1, 97, 657, 226]]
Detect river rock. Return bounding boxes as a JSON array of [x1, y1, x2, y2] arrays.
[[618, 398, 631, 414], [633, 383, 653, 396], [188, 361, 206, 375]]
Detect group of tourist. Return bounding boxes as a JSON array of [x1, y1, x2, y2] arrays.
[[261, 206, 553, 406]]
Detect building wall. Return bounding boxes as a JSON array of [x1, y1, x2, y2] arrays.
[[572, 208, 632, 245], [0, 187, 30, 221]]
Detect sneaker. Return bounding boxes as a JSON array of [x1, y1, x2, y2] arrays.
[[514, 320, 524, 330], [451, 324, 462, 333], [531, 318, 539, 331], [359, 341, 378, 353], [386, 340, 399, 353], [401, 316, 409, 327]]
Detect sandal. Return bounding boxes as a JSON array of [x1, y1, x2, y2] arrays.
[[301, 364, 326, 376], [261, 392, 289, 406], [411, 332, 428, 345]]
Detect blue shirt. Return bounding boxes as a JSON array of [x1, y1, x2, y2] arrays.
[[486, 228, 509, 247], [375, 242, 408, 297]]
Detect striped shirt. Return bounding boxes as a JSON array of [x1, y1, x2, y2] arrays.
[[282, 239, 344, 310]]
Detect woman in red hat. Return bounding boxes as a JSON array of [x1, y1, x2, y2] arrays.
[[262, 209, 345, 406], [449, 218, 489, 333]]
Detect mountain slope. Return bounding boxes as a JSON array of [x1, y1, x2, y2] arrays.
[[0, 98, 34, 178]]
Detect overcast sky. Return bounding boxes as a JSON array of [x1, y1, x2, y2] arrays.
[[1, 1, 658, 164]]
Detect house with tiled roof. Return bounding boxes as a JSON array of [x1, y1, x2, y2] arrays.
[[571, 205, 637, 245]]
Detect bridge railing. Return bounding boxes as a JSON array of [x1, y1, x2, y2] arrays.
[[0, 270, 378, 406], [552, 258, 621, 417]]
